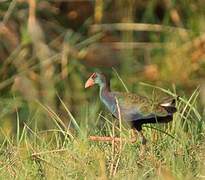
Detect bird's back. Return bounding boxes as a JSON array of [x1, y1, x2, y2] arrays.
[[111, 92, 177, 121]]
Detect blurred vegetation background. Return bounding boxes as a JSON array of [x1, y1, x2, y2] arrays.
[[1, 0, 205, 179], [0, 0, 204, 140]]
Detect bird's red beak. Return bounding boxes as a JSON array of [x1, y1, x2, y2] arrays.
[[85, 78, 95, 88]]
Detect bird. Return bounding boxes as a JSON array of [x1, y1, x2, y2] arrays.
[[85, 72, 178, 145]]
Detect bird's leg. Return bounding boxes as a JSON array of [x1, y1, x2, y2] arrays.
[[138, 131, 147, 145], [132, 129, 147, 145], [130, 129, 147, 145], [130, 129, 137, 143], [136, 130, 147, 156]]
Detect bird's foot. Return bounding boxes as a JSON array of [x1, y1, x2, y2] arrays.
[[130, 137, 137, 143], [131, 129, 147, 145]]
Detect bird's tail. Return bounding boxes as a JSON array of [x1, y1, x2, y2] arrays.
[[160, 96, 179, 113]]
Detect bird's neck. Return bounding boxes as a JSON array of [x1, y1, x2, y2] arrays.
[[99, 82, 116, 114], [99, 82, 110, 97]]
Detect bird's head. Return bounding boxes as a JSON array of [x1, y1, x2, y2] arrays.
[[85, 72, 106, 88]]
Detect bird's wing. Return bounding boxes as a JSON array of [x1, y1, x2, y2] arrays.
[[112, 92, 168, 120]]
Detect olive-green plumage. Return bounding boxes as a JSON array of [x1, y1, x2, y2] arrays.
[[112, 92, 169, 117]]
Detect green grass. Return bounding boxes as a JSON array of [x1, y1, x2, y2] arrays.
[[0, 1, 205, 179], [0, 87, 204, 179]]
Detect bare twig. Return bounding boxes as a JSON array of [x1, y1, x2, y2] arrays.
[[2, 0, 17, 24], [101, 42, 163, 49], [89, 136, 136, 143], [31, 149, 69, 157], [109, 120, 116, 176], [113, 68, 129, 93], [113, 98, 122, 176], [61, 43, 69, 79], [91, 23, 189, 34], [94, 0, 103, 23]]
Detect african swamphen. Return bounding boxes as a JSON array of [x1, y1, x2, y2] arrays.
[[85, 72, 177, 144]]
